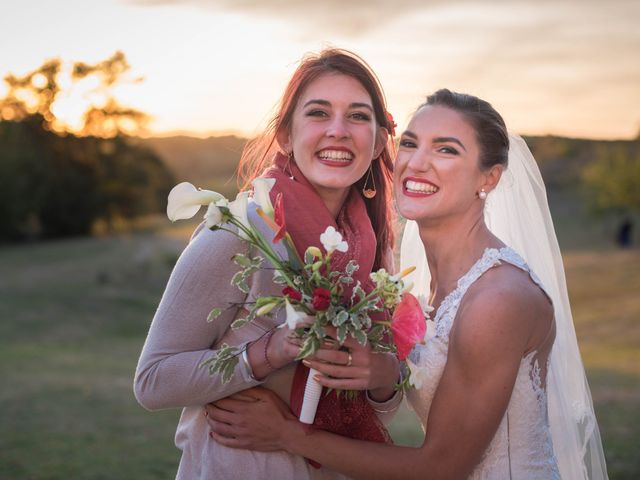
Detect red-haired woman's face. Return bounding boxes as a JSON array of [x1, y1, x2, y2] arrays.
[[280, 73, 383, 203]]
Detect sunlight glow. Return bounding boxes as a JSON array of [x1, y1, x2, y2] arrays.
[[0, 0, 637, 139]]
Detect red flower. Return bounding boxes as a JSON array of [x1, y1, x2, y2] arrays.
[[385, 111, 397, 137], [273, 192, 286, 243], [282, 286, 302, 302], [312, 288, 331, 311], [391, 293, 426, 360]]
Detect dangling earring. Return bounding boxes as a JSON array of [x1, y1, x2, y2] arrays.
[[286, 151, 295, 180], [362, 165, 376, 199], [478, 189, 487, 200]]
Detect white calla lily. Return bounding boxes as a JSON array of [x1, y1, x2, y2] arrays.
[[204, 203, 223, 228], [229, 191, 250, 238], [319, 226, 348, 253], [167, 182, 225, 221], [252, 177, 276, 217], [406, 358, 428, 389], [256, 301, 278, 316], [417, 294, 435, 317], [402, 280, 414, 294], [285, 299, 307, 330], [305, 246, 323, 259]]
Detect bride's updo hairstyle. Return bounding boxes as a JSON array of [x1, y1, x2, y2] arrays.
[[237, 48, 396, 270], [422, 89, 509, 171]]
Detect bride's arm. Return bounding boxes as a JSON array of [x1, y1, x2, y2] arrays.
[[208, 271, 544, 479]]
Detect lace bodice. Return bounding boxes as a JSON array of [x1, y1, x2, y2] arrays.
[[406, 247, 561, 479]]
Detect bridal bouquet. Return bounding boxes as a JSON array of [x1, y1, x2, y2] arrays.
[[167, 179, 427, 423]]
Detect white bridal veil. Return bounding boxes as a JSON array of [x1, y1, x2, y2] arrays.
[[400, 134, 608, 479]]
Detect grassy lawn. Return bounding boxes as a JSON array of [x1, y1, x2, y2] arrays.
[[1, 228, 638, 478]]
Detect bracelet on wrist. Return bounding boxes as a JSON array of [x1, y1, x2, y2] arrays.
[[367, 388, 403, 413], [241, 343, 258, 381]]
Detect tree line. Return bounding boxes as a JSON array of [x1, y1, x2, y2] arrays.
[[1, 52, 637, 242], [0, 52, 174, 241]]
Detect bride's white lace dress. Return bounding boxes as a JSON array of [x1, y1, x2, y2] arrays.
[[406, 247, 561, 479]]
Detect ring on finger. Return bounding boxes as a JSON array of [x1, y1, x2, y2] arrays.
[[346, 352, 353, 367]]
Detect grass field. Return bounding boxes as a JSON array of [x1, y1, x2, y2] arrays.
[[1, 223, 638, 478]]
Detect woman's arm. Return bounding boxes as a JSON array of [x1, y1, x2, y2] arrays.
[[134, 225, 276, 410], [208, 270, 543, 479]]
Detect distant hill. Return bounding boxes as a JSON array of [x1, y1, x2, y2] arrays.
[[137, 135, 247, 197], [523, 135, 638, 189], [138, 133, 638, 195]]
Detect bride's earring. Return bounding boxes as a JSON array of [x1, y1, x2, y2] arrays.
[[362, 165, 376, 199], [478, 189, 488, 200]]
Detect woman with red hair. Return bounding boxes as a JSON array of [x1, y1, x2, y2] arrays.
[[134, 49, 401, 479]]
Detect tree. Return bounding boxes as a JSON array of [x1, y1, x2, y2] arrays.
[[582, 144, 640, 215], [0, 50, 148, 136], [0, 52, 173, 241]]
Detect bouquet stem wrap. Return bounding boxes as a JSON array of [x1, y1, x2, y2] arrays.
[[299, 368, 322, 424]]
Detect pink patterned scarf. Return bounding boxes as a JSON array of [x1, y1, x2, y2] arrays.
[[264, 153, 392, 467]]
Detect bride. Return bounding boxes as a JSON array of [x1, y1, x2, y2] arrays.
[[205, 89, 608, 479]]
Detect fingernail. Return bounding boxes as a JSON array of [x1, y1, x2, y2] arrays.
[[204, 411, 208, 417], [209, 431, 213, 438], [302, 360, 310, 366]]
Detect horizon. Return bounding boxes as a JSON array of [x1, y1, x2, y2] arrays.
[[140, 128, 637, 142], [2, 0, 639, 140]]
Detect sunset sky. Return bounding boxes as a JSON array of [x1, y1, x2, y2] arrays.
[[2, 0, 639, 139]]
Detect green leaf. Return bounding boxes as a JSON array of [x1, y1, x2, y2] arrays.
[[273, 272, 288, 285], [296, 335, 321, 360], [337, 324, 348, 345], [345, 260, 359, 276], [231, 317, 250, 329], [333, 310, 349, 326], [207, 308, 222, 323], [311, 322, 325, 338], [283, 243, 302, 271], [231, 270, 250, 293], [352, 329, 368, 346], [350, 282, 366, 305], [198, 343, 241, 384], [304, 250, 315, 265], [249, 256, 264, 269], [222, 361, 236, 384], [244, 307, 258, 323], [232, 253, 252, 267], [255, 296, 280, 307]]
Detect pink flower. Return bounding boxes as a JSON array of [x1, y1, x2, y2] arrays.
[[283, 286, 302, 302], [391, 293, 427, 360], [385, 111, 397, 137], [312, 288, 331, 311]]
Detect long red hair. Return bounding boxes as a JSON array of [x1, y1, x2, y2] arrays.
[[237, 48, 396, 270]]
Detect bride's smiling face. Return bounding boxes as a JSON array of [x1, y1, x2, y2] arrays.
[[394, 105, 486, 222]]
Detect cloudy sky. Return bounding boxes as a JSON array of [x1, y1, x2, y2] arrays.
[[2, 0, 639, 139]]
